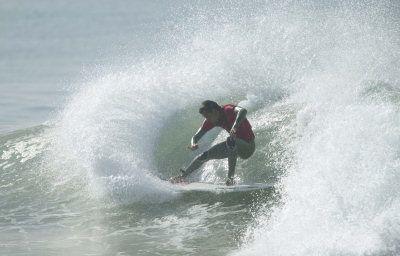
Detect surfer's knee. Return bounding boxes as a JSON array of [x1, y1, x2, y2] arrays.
[[238, 140, 255, 159], [238, 148, 254, 159], [240, 153, 251, 160], [238, 151, 248, 159]]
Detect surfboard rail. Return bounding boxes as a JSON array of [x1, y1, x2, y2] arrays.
[[174, 181, 274, 193]]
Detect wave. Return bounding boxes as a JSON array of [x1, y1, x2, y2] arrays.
[[1, 0, 400, 255]]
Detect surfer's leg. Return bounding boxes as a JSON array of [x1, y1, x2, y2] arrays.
[[208, 138, 238, 180], [236, 138, 255, 159], [183, 141, 228, 176], [206, 141, 230, 159], [207, 137, 239, 180], [227, 149, 238, 179]]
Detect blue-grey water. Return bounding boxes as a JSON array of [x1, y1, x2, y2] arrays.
[[1, 1, 400, 255], [1, 0, 176, 133]]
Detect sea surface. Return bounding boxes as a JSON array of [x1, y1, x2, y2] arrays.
[[1, 1, 400, 255]]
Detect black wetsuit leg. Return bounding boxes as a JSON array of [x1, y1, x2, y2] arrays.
[[183, 140, 237, 176]]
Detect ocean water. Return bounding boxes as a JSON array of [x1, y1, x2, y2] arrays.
[[1, 0, 400, 255]]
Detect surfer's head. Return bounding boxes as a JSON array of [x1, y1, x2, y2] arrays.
[[199, 100, 222, 124]]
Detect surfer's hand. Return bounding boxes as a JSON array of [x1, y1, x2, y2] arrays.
[[187, 144, 199, 150], [229, 127, 237, 137]]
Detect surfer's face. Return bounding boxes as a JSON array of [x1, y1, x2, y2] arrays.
[[202, 109, 220, 124]]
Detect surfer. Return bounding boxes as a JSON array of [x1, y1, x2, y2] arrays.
[[170, 100, 255, 186]]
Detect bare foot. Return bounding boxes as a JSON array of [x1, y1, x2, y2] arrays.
[[169, 175, 185, 184], [225, 177, 235, 186]]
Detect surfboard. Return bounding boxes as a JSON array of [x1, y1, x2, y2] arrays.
[[175, 181, 273, 193]]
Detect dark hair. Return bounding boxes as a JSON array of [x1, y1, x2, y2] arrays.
[[199, 100, 221, 114]]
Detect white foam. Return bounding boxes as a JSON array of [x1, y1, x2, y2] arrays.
[[232, 1, 400, 255]]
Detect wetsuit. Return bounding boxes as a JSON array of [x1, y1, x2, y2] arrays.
[[182, 104, 255, 179]]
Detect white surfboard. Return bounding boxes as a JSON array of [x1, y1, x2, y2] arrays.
[[176, 181, 273, 193]]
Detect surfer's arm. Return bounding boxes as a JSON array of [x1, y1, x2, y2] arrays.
[[232, 106, 247, 129], [191, 127, 206, 146]]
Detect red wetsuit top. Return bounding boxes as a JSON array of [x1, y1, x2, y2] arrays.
[[200, 104, 255, 142]]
